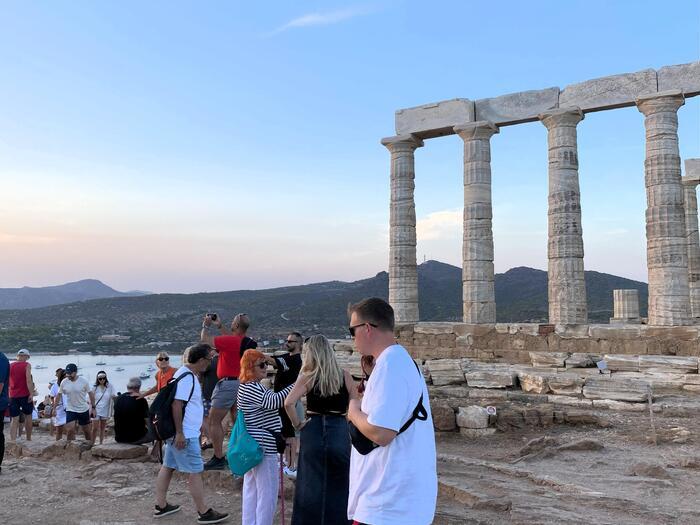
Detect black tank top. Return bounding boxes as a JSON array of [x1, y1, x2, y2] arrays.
[[306, 376, 350, 415]]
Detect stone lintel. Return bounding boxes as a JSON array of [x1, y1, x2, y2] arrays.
[[474, 87, 560, 126], [395, 98, 474, 139], [560, 68, 657, 112], [658, 61, 700, 97], [685, 159, 700, 180]]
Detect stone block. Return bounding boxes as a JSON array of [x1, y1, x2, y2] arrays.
[[590, 325, 642, 339], [453, 323, 496, 337], [414, 322, 459, 335], [591, 399, 648, 412], [474, 87, 559, 125], [603, 354, 640, 372], [559, 68, 657, 111], [555, 324, 590, 338], [644, 326, 700, 341], [529, 351, 569, 367], [468, 388, 508, 400], [459, 427, 497, 438], [395, 98, 474, 138], [456, 406, 490, 429], [518, 372, 551, 394], [583, 378, 650, 402], [565, 353, 597, 368], [508, 323, 540, 336], [657, 61, 700, 97], [464, 367, 517, 388], [91, 443, 149, 460], [429, 386, 472, 400], [548, 373, 584, 396], [431, 401, 457, 431], [547, 395, 593, 408], [638, 355, 698, 374], [426, 359, 465, 386]]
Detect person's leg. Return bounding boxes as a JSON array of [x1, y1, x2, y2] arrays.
[[255, 455, 280, 525], [155, 466, 175, 508], [0, 416, 5, 470], [23, 400, 32, 441], [55, 424, 64, 441], [207, 407, 227, 459], [242, 465, 259, 525], [66, 420, 76, 441], [187, 474, 208, 514], [99, 419, 106, 444], [9, 416, 18, 441]]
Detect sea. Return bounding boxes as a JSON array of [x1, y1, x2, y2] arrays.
[[1, 353, 184, 398]]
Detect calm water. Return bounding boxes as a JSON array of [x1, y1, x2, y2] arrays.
[[2, 353, 188, 399]]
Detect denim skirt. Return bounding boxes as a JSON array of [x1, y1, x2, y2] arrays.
[[291, 414, 352, 525]]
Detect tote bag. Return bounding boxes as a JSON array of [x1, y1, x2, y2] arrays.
[[227, 409, 263, 475]]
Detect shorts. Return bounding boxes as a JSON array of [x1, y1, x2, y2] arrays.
[[163, 437, 204, 474], [211, 379, 239, 410], [53, 413, 67, 427], [203, 399, 212, 418], [9, 396, 33, 417], [92, 415, 109, 421], [66, 410, 91, 426]]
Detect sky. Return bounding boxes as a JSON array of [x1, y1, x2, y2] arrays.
[[0, 1, 699, 293]]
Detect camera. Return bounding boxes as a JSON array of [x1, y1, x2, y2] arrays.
[[208, 313, 218, 322]]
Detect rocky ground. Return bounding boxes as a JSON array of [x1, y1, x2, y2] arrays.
[[3, 410, 700, 525]]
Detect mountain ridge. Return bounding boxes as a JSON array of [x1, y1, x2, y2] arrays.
[[0, 262, 648, 353]]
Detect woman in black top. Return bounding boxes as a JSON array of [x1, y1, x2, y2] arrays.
[[284, 334, 356, 525]]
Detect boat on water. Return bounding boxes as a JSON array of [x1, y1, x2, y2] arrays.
[[139, 372, 150, 379], [96, 361, 107, 366], [147, 365, 156, 372], [34, 365, 47, 369], [115, 367, 125, 372]]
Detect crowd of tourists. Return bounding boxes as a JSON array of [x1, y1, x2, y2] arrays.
[[0, 297, 438, 525]]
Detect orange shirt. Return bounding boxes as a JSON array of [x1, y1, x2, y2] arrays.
[[155, 367, 176, 391]]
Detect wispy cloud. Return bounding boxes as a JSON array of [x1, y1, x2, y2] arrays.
[[0, 232, 61, 245], [266, 6, 374, 36]]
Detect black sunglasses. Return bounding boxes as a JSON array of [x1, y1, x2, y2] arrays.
[[97, 376, 107, 380], [348, 322, 377, 337], [257, 362, 267, 369], [286, 339, 300, 344], [157, 357, 169, 361]]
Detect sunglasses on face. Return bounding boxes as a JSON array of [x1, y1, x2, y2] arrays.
[[286, 339, 299, 344], [256, 362, 267, 370], [157, 357, 169, 361], [348, 322, 377, 337], [97, 377, 106, 380]]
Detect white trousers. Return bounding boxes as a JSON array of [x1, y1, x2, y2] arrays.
[[242, 454, 280, 525]]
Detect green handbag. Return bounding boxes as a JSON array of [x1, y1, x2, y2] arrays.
[[227, 409, 263, 475]]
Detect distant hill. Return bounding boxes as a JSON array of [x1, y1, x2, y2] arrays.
[[0, 262, 648, 353], [0, 279, 148, 310]]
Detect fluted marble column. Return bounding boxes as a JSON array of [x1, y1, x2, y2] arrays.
[[454, 121, 498, 323], [539, 108, 588, 325], [382, 134, 423, 323], [637, 91, 691, 326], [682, 159, 700, 320]]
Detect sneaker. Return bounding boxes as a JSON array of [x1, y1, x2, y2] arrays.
[[203, 455, 227, 471], [283, 466, 297, 480], [200, 441, 213, 451], [197, 508, 229, 524], [154, 503, 181, 518]]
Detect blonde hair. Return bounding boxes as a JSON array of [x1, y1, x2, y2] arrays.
[[301, 335, 343, 398]]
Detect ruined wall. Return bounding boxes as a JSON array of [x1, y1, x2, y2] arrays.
[[396, 322, 700, 362]]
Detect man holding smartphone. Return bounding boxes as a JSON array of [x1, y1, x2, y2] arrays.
[[200, 312, 257, 470]]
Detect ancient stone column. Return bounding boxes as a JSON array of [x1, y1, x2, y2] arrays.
[[683, 158, 700, 320], [610, 289, 641, 324], [538, 108, 588, 325], [454, 121, 498, 324], [637, 91, 691, 326], [382, 134, 423, 324]]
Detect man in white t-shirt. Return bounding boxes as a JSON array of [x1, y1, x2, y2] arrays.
[[153, 343, 229, 524], [346, 297, 437, 525], [53, 363, 95, 442]]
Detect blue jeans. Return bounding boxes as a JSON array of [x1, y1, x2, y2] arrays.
[[292, 414, 352, 525]]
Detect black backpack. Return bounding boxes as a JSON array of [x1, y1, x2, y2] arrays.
[[149, 371, 195, 441]]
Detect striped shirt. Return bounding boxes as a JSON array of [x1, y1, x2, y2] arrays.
[[237, 381, 294, 455]]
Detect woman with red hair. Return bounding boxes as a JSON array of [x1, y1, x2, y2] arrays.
[[237, 350, 294, 525]]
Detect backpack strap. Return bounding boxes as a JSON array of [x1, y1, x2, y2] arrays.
[[171, 371, 196, 403]]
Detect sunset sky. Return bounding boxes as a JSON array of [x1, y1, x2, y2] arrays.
[[1, 1, 699, 293]]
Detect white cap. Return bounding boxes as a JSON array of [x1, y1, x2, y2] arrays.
[[17, 348, 30, 356]]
